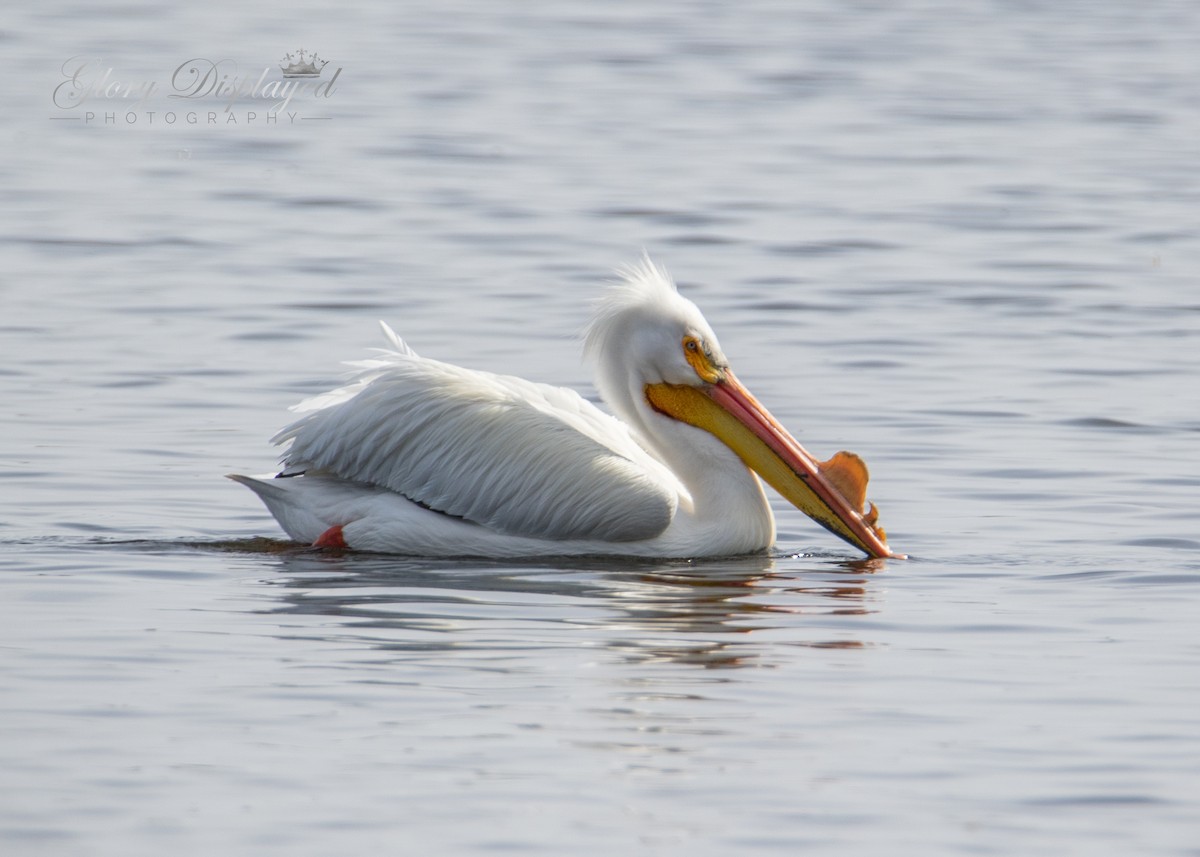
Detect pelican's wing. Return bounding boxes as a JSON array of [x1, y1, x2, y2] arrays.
[[272, 326, 679, 542]]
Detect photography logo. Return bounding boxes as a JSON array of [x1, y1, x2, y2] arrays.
[[50, 49, 342, 127], [279, 49, 327, 79]]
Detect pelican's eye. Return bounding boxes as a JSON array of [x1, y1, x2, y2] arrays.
[[682, 335, 722, 384]]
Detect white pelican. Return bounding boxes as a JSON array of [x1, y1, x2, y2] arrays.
[[231, 258, 901, 559]]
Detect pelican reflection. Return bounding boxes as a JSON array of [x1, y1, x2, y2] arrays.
[[250, 545, 885, 669]]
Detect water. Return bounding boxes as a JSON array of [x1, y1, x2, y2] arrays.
[[3, 2, 1199, 854]]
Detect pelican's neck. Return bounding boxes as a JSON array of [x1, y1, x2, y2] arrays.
[[608, 383, 776, 554]]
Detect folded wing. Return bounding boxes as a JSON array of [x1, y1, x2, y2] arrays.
[[273, 326, 679, 542]]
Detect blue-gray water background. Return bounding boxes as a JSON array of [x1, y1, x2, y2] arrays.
[[2, 2, 1198, 854]]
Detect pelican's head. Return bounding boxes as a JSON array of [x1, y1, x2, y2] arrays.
[[586, 257, 901, 560], [585, 256, 729, 391]]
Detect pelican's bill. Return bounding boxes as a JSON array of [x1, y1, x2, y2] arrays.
[[644, 375, 901, 559]]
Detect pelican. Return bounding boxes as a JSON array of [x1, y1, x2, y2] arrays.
[[231, 258, 901, 559]]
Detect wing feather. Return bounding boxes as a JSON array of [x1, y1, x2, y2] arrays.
[[273, 334, 679, 542]]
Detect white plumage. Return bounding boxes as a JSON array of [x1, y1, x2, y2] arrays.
[[231, 257, 900, 559], [274, 325, 678, 541]]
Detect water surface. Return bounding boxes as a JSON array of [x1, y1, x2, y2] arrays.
[[2, 2, 1198, 854]]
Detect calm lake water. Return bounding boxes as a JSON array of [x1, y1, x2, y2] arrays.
[[3, 2, 1199, 854]]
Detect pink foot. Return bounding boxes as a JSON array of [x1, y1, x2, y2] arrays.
[[313, 524, 348, 549]]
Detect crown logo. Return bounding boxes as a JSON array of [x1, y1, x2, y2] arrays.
[[279, 49, 328, 79]]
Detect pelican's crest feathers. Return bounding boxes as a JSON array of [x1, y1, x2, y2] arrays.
[[584, 255, 680, 365]]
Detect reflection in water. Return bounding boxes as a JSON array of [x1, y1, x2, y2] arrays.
[[248, 544, 883, 669]]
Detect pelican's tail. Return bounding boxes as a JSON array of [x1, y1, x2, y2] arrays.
[[227, 473, 336, 544]]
